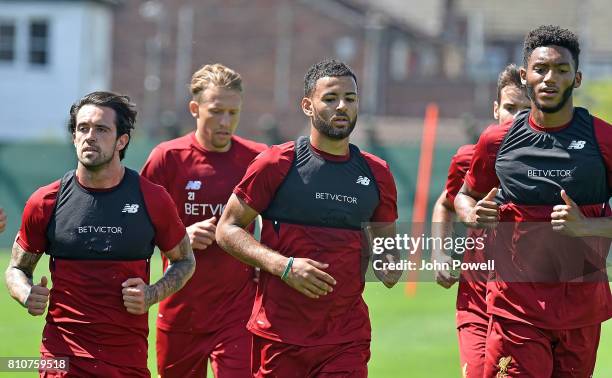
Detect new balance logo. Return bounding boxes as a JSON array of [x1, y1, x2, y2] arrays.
[[122, 204, 139, 214], [356, 176, 371, 186], [185, 180, 202, 190], [567, 140, 586, 150]]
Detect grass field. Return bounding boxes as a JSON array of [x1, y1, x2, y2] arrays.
[[0, 250, 611, 377]]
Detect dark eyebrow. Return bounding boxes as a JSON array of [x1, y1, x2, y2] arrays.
[[533, 60, 571, 67], [76, 122, 110, 129], [322, 91, 357, 97]]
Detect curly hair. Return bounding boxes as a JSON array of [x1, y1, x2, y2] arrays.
[[523, 25, 580, 70], [304, 59, 357, 97]]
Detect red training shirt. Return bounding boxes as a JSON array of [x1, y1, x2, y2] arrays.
[[464, 113, 612, 329], [234, 141, 397, 346], [142, 133, 267, 333], [16, 173, 185, 368], [444, 142, 489, 327]]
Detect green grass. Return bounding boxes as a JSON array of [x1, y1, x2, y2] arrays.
[[0, 251, 611, 377]]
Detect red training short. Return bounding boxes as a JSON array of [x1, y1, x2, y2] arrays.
[[157, 324, 251, 378], [251, 335, 370, 378], [39, 353, 149, 378], [457, 321, 488, 378], [483, 315, 601, 378]]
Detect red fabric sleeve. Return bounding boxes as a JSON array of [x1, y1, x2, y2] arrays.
[[233, 143, 294, 213], [464, 122, 511, 194], [445, 144, 475, 204], [235, 135, 269, 155], [363, 152, 398, 222], [593, 116, 612, 190], [16, 181, 60, 253], [140, 146, 169, 188], [139, 176, 186, 252]]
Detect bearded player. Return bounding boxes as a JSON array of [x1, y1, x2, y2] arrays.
[[217, 59, 399, 377], [455, 25, 612, 377]]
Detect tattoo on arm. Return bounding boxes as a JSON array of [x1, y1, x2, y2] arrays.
[[144, 235, 195, 307], [5, 242, 43, 306]]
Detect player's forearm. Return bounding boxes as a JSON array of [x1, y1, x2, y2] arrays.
[[217, 223, 287, 277], [5, 243, 38, 306], [432, 192, 454, 227], [431, 195, 454, 259], [5, 269, 33, 306], [454, 191, 478, 226], [145, 236, 195, 307]]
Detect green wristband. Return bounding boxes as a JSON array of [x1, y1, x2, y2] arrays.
[[281, 257, 294, 281]]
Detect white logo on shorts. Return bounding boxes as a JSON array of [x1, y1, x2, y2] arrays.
[[122, 204, 140, 214]]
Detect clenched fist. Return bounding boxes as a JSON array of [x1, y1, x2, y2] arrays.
[[187, 216, 217, 250], [25, 276, 50, 316], [122, 277, 150, 315]]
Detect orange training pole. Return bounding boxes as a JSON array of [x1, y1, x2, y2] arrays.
[[405, 103, 439, 297]]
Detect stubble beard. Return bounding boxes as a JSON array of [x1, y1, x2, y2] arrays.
[[527, 81, 574, 114], [78, 144, 116, 172], [312, 111, 357, 140]]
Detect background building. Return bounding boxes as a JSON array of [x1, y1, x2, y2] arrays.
[[0, 0, 116, 140]]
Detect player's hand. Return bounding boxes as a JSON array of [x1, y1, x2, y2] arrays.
[[431, 250, 458, 289], [466, 187, 499, 229], [0, 208, 7, 233], [282, 258, 336, 299], [373, 253, 402, 288], [187, 216, 217, 250], [25, 276, 50, 316], [122, 277, 151, 315], [551, 190, 585, 237]]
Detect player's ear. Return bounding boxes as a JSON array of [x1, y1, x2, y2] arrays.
[[573, 71, 582, 89], [189, 100, 199, 118], [301, 97, 313, 117], [493, 101, 500, 120], [519, 67, 527, 86], [116, 134, 129, 151]]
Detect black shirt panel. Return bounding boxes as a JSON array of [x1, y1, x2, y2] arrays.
[[495, 108, 609, 206], [46, 168, 156, 260], [262, 136, 380, 230]]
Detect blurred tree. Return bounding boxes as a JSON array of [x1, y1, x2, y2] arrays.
[[576, 80, 612, 121]]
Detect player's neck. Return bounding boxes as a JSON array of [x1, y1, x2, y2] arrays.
[[530, 101, 575, 128], [194, 130, 231, 153], [76, 160, 125, 189], [309, 132, 349, 156]]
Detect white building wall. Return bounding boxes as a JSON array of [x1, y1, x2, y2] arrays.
[[0, 1, 113, 141]]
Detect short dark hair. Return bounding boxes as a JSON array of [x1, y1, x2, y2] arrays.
[[304, 59, 357, 97], [523, 25, 580, 70], [68, 91, 137, 160], [496, 64, 525, 102]]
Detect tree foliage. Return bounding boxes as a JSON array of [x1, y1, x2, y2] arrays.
[[576, 80, 612, 122]]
